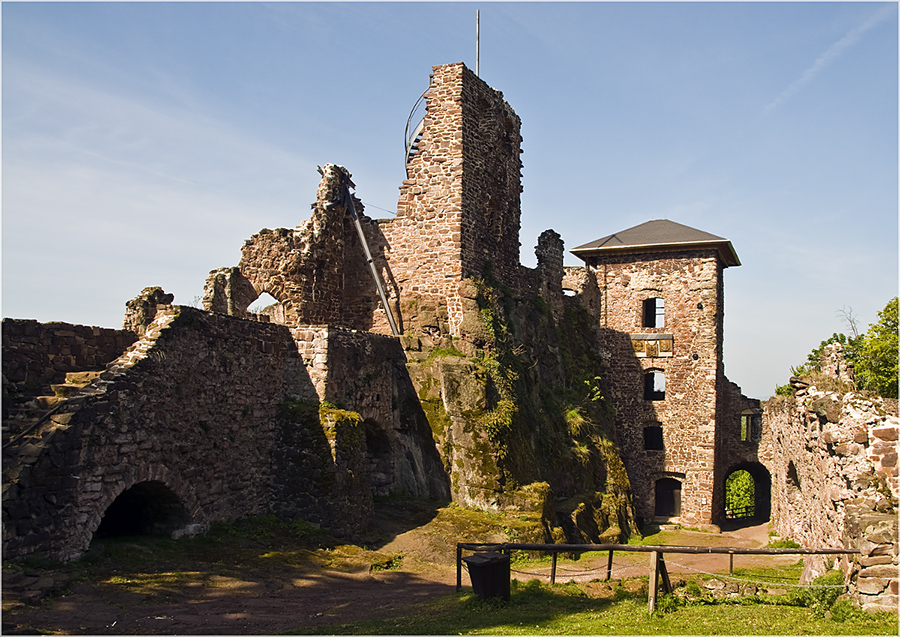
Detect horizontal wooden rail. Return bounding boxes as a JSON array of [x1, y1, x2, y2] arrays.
[[457, 541, 857, 555], [456, 541, 859, 612]]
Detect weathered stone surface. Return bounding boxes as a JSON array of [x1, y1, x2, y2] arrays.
[[122, 286, 174, 336], [857, 578, 890, 595], [858, 564, 899, 578]]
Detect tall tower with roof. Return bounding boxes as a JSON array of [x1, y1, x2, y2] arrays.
[[572, 219, 748, 528]]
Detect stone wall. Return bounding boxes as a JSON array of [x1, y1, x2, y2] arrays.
[[843, 511, 898, 613], [1, 318, 137, 398], [764, 366, 898, 607], [585, 250, 725, 526], [387, 62, 522, 336], [1, 308, 375, 560]]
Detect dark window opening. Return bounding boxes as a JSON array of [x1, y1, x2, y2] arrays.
[[655, 478, 681, 517], [644, 424, 664, 451], [741, 411, 762, 442], [644, 371, 665, 401], [365, 422, 393, 497], [95, 481, 190, 538], [786, 461, 801, 500], [642, 297, 665, 328]]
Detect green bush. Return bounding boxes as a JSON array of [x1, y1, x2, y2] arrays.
[[787, 569, 845, 616]]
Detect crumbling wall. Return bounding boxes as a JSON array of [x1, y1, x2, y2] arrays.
[[1, 308, 376, 560], [764, 351, 898, 606], [1, 319, 136, 400], [122, 286, 175, 336], [843, 511, 898, 613], [296, 326, 451, 501]]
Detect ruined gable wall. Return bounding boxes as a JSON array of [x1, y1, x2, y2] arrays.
[[592, 249, 723, 526], [765, 384, 898, 599], [236, 166, 356, 327]]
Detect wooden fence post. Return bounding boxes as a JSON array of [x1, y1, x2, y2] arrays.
[[551, 552, 558, 585], [605, 549, 614, 581], [648, 550, 660, 613], [456, 545, 462, 592]]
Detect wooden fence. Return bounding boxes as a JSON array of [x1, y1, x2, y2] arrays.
[[456, 542, 858, 612]]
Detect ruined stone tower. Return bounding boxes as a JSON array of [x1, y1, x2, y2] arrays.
[[385, 62, 523, 336]]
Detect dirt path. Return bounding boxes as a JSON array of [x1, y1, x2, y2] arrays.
[[3, 521, 786, 635]]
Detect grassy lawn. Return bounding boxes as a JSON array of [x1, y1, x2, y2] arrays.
[[294, 579, 897, 635]]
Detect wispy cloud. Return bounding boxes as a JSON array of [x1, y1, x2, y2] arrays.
[[764, 5, 894, 114]]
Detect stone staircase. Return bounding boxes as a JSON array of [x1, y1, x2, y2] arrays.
[[2, 371, 102, 447]]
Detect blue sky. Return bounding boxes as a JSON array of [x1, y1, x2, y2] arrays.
[[3, 2, 897, 399]]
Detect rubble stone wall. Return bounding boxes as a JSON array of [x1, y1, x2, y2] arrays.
[[1, 308, 374, 560], [1, 319, 137, 396], [843, 511, 898, 613], [764, 373, 898, 607]]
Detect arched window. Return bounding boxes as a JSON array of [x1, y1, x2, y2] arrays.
[[247, 292, 286, 323], [644, 371, 665, 401]]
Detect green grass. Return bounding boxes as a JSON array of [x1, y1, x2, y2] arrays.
[[292, 579, 898, 635]]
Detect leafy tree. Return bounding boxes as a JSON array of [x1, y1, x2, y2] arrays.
[[725, 470, 754, 516], [789, 332, 859, 377], [854, 297, 898, 398]]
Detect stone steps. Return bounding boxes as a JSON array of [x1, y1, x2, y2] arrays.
[[2, 370, 102, 445]]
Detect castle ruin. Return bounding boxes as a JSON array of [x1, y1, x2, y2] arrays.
[[3, 62, 897, 610]]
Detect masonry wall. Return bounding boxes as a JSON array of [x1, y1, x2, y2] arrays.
[[1, 308, 378, 560], [764, 379, 898, 607], [387, 62, 522, 336], [1, 319, 136, 398], [588, 249, 724, 526]]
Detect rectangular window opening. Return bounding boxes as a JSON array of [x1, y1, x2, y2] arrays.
[[642, 297, 665, 328]]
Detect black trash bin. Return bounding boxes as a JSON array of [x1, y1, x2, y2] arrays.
[[462, 551, 510, 601]]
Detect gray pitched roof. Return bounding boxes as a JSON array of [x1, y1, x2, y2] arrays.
[[571, 219, 740, 267]]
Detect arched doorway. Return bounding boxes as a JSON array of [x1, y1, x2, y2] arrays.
[[654, 477, 682, 517], [95, 481, 191, 538], [723, 463, 771, 523]]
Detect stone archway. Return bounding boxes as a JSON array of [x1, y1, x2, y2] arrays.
[[94, 480, 191, 538], [723, 462, 772, 523]]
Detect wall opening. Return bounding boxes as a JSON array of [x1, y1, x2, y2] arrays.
[[644, 422, 664, 451], [365, 421, 393, 497], [654, 477, 681, 517], [247, 292, 286, 324], [642, 297, 665, 328], [95, 481, 190, 538], [740, 409, 762, 442], [786, 461, 801, 501], [724, 463, 772, 523], [644, 371, 665, 401]]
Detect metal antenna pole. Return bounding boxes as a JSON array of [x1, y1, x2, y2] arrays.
[[476, 10, 480, 77], [344, 186, 401, 336]]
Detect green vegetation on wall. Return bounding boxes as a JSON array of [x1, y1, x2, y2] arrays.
[[414, 274, 638, 542], [780, 297, 898, 399]]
